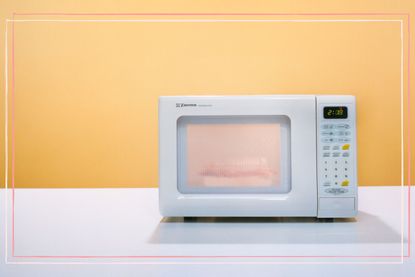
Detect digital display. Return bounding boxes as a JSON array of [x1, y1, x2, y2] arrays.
[[323, 106, 348, 119]]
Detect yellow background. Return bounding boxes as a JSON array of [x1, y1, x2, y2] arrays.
[[0, 1, 414, 188]]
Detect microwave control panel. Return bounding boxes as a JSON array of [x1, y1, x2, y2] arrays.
[[316, 96, 357, 218]]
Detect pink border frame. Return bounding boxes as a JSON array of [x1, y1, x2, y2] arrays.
[[7, 12, 412, 260]]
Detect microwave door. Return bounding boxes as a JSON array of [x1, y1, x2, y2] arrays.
[[159, 96, 318, 217]]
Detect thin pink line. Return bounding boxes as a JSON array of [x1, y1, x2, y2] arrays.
[[407, 14, 411, 258], [12, 255, 407, 259], [8, 12, 411, 260], [11, 12, 411, 16], [11, 14, 15, 258]]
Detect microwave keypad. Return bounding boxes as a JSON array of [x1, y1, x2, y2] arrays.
[[317, 99, 356, 217], [320, 123, 352, 195]]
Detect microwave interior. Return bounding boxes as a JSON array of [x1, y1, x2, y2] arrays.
[[177, 115, 291, 194]]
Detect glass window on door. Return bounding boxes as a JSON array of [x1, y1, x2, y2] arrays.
[[177, 115, 291, 194]]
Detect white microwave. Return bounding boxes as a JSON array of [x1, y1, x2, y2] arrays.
[[159, 95, 358, 218]]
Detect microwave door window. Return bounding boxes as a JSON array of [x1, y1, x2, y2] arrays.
[[177, 116, 291, 194], [188, 124, 280, 188]]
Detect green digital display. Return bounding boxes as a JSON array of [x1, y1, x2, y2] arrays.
[[323, 106, 348, 119]]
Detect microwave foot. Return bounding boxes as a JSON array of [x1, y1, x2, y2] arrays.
[[183, 217, 197, 222], [318, 218, 334, 223]]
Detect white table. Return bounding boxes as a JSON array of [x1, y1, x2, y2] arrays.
[[0, 186, 413, 276]]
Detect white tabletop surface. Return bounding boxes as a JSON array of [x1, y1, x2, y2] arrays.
[[0, 186, 413, 277]]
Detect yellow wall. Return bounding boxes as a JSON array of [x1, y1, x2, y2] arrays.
[[0, 1, 414, 188]]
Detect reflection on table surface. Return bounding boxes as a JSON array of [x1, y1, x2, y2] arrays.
[[150, 212, 401, 244]]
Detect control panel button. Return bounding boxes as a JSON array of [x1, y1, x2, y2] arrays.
[[323, 145, 330, 150], [322, 137, 337, 143], [336, 124, 350, 129], [341, 180, 350, 187], [322, 131, 334, 136], [332, 152, 340, 157], [332, 145, 340, 150], [342, 144, 350, 150], [323, 152, 330, 157], [322, 124, 334, 129], [325, 188, 348, 195], [342, 152, 350, 157]]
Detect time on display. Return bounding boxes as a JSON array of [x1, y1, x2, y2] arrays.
[[323, 106, 348, 119]]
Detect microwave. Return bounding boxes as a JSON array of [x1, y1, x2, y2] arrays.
[[159, 95, 358, 218]]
